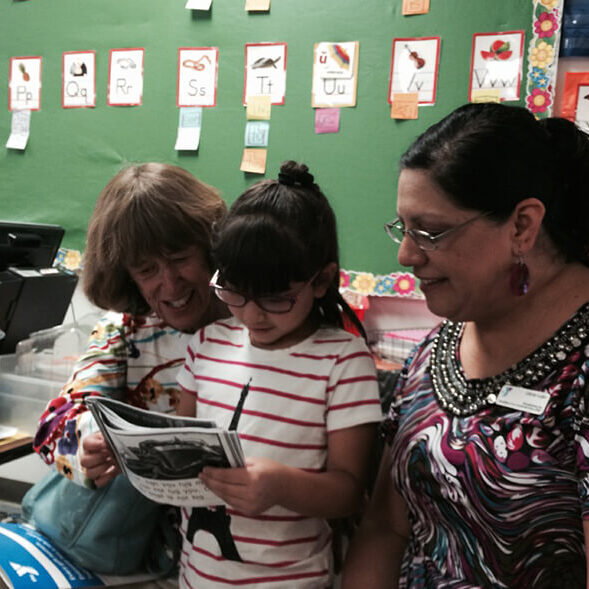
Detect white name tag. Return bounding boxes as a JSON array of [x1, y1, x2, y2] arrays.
[[495, 384, 550, 415]]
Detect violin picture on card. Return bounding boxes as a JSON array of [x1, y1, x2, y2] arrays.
[[389, 36, 441, 106]]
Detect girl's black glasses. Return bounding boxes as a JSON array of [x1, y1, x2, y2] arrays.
[[209, 270, 315, 314]]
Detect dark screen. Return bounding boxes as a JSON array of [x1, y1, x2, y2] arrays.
[[0, 221, 64, 271]]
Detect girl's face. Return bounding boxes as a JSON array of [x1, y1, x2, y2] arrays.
[[226, 277, 326, 349], [395, 168, 512, 324]]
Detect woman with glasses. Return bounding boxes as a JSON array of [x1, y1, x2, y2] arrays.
[[175, 160, 382, 588], [343, 103, 589, 588]]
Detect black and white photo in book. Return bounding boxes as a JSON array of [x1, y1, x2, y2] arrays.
[[86, 396, 245, 507]]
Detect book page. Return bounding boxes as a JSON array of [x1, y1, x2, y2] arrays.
[[86, 397, 245, 506]]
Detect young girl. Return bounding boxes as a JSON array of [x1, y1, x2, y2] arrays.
[[176, 161, 382, 588]]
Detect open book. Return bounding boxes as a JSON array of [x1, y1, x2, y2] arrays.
[[0, 522, 156, 589], [86, 396, 245, 507]]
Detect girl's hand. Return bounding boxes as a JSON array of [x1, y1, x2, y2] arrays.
[[200, 457, 286, 515], [80, 431, 120, 487]]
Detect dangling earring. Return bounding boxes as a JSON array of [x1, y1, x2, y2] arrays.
[[509, 254, 529, 296]]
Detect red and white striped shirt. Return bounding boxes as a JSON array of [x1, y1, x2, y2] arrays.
[[177, 317, 381, 588]]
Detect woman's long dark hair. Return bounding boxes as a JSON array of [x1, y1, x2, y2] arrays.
[[213, 160, 366, 338]]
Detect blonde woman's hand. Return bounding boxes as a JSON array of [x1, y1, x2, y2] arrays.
[[80, 431, 120, 487]]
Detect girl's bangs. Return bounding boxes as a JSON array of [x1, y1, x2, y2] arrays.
[[214, 216, 311, 294]]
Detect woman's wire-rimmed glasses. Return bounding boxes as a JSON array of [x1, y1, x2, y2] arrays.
[[209, 270, 316, 314], [384, 212, 490, 251]]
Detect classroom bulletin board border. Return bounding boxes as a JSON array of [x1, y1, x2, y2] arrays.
[[5, 0, 565, 299]]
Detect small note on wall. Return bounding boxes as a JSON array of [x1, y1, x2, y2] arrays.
[[6, 109, 31, 150], [244, 121, 270, 147], [107, 48, 145, 106], [390, 93, 419, 119], [402, 0, 430, 15], [245, 0, 270, 11], [246, 95, 272, 120], [470, 89, 501, 103], [185, 0, 212, 9], [315, 108, 340, 134], [175, 107, 203, 151], [240, 148, 267, 174], [9, 56, 42, 111]]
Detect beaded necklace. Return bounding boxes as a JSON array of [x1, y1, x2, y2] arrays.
[[429, 302, 589, 417]]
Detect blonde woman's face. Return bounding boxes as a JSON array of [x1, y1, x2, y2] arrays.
[[128, 245, 212, 332]]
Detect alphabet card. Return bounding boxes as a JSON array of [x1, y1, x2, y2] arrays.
[[560, 72, 589, 132], [243, 43, 287, 106], [388, 37, 440, 105], [469, 31, 525, 102], [178, 47, 219, 107], [62, 51, 96, 108], [311, 42, 359, 108], [9, 56, 42, 111], [107, 48, 145, 106]]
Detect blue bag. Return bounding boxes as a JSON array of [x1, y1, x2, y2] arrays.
[[21, 470, 178, 575]]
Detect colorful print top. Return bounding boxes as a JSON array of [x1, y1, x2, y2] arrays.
[[386, 304, 589, 588], [33, 311, 191, 486]]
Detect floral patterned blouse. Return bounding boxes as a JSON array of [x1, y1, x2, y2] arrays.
[[33, 311, 191, 486], [385, 303, 589, 588]]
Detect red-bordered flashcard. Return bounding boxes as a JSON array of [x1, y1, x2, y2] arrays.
[[311, 41, 360, 108], [62, 51, 96, 109], [469, 31, 525, 103], [107, 48, 145, 106], [9, 56, 42, 111], [560, 72, 589, 125], [243, 42, 287, 106], [388, 37, 440, 105], [177, 47, 219, 108]]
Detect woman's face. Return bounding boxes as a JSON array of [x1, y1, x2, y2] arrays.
[[395, 168, 512, 323], [127, 245, 213, 333]]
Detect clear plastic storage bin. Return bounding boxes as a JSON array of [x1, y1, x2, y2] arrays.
[[0, 354, 63, 434]]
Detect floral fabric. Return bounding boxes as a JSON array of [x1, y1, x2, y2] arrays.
[[33, 311, 191, 486]]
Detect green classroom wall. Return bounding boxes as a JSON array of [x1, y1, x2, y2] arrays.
[[0, 0, 534, 275]]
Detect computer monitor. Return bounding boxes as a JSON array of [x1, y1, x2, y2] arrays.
[[0, 220, 78, 354], [0, 220, 65, 271]]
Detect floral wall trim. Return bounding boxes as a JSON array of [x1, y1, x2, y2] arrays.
[[525, 0, 564, 117], [340, 269, 424, 299], [55, 247, 83, 274]]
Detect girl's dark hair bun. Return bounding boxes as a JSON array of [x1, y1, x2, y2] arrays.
[[278, 160, 315, 189]]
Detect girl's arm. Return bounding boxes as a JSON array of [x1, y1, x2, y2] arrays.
[[177, 389, 197, 417], [341, 449, 410, 589], [199, 422, 376, 518]]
